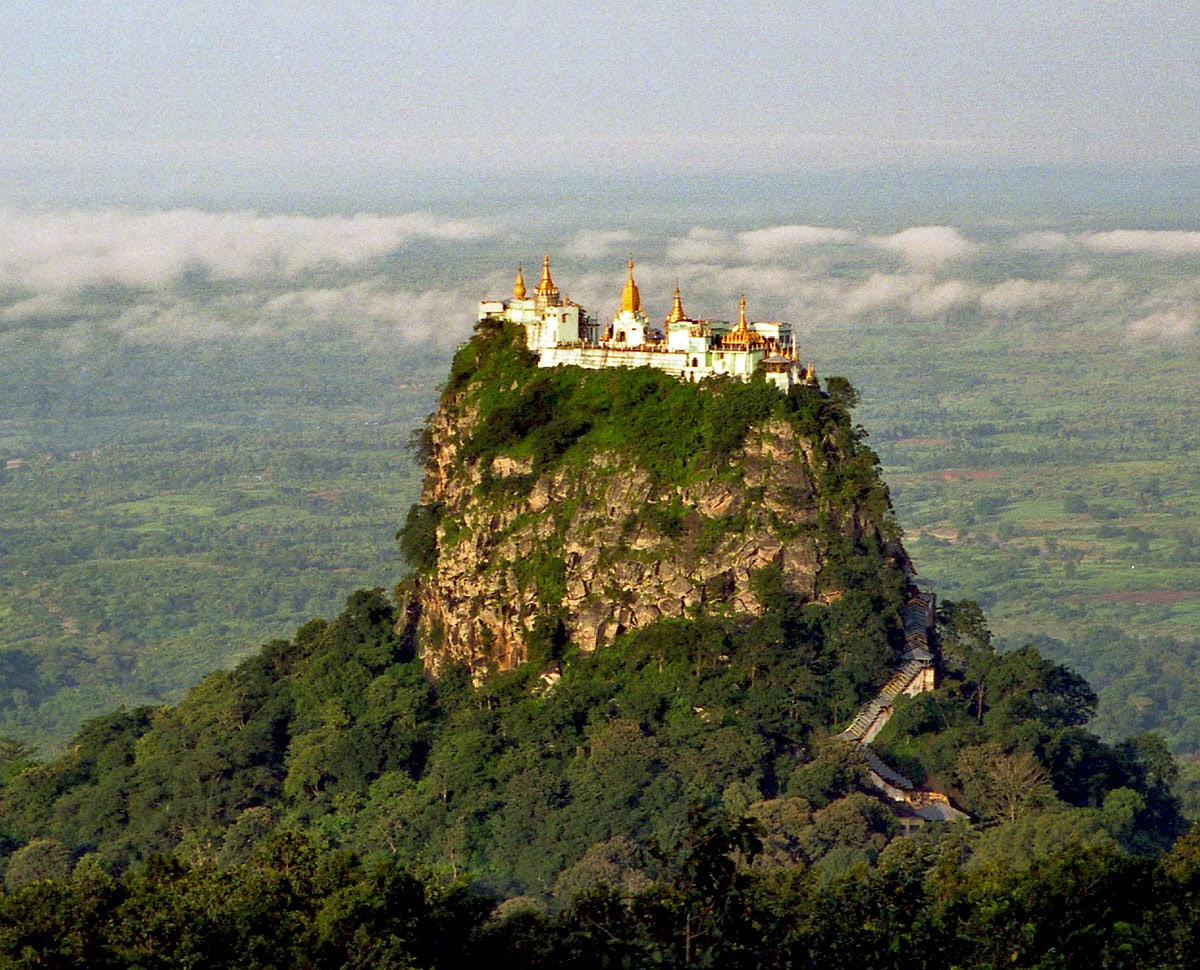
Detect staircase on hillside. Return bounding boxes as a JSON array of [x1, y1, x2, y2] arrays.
[[835, 586, 967, 821]]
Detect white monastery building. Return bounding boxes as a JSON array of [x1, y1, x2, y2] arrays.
[[478, 256, 818, 393]]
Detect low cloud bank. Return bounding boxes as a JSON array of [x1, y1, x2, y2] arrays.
[[645, 223, 1200, 347], [0, 209, 495, 291], [0, 209, 494, 347], [1126, 311, 1197, 344], [1, 209, 1197, 352]]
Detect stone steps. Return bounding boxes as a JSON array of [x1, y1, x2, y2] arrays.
[[859, 744, 915, 790], [828, 587, 968, 817], [836, 657, 931, 741]]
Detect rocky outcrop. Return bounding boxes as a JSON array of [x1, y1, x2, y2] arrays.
[[402, 381, 901, 676], [394, 318, 907, 676]]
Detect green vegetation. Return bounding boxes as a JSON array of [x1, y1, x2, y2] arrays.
[[0, 584, 1180, 894], [875, 599, 1180, 855], [3, 257, 1199, 961], [5, 820, 1200, 969], [813, 325, 1200, 752], [4, 258, 1198, 764], [399, 315, 894, 599], [444, 315, 831, 489], [0, 585, 1194, 967], [0, 331, 430, 752], [5, 821, 1200, 969]]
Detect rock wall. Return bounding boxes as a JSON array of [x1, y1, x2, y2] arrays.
[[403, 394, 896, 676]]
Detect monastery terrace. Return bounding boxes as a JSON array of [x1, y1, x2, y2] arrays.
[[479, 257, 818, 392]]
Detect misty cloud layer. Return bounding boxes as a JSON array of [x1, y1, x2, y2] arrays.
[[0, 209, 496, 346], [2, 209, 1197, 352]]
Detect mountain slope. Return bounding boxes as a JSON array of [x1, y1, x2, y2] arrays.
[[399, 315, 904, 675], [0, 315, 1185, 900]]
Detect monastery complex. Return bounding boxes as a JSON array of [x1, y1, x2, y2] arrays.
[[478, 256, 818, 392]]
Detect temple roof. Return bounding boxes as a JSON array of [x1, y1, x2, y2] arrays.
[[620, 258, 641, 314], [535, 254, 560, 303], [666, 283, 687, 325]]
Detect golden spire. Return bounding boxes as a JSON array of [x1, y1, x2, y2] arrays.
[[666, 281, 687, 325], [533, 253, 560, 306], [620, 257, 641, 314], [737, 293, 748, 331], [513, 264, 526, 300], [535, 254, 557, 297]]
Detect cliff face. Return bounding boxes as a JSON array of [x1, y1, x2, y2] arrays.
[[399, 319, 904, 676]]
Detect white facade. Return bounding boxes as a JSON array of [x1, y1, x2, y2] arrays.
[[608, 307, 650, 348], [501, 299, 585, 351], [478, 258, 817, 393]]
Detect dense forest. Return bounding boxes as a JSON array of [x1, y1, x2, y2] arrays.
[[4, 826, 1200, 968], [2, 203, 1199, 963], [1, 585, 1182, 886], [2, 246, 1199, 755], [1, 309, 1195, 965], [0, 585, 1193, 967]]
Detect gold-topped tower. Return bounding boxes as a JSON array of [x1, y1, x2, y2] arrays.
[[665, 282, 687, 325], [478, 253, 808, 392], [535, 254, 560, 307], [620, 257, 641, 314], [723, 294, 766, 350]]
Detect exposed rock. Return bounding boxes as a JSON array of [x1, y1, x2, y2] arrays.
[[403, 399, 904, 677], [491, 454, 533, 478]]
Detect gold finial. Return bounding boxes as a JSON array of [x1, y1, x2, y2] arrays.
[[737, 293, 748, 331], [620, 256, 641, 314], [513, 264, 526, 299], [666, 281, 686, 325], [536, 254, 554, 295], [534, 253, 560, 305]]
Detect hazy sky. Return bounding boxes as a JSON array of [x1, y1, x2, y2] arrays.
[[3, 0, 1198, 205]]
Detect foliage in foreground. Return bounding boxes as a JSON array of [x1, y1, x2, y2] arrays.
[[3, 821, 1200, 969], [0, 584, 1184, 902]]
